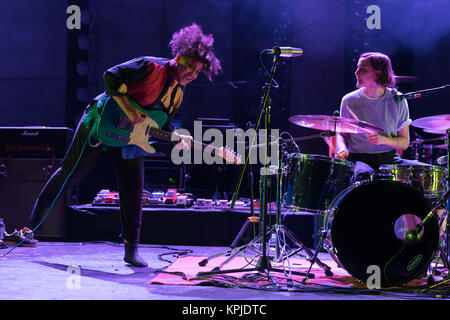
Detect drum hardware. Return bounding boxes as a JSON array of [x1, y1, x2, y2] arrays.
[[301, 227, 333, 284], [197, 47, 330, 280], [414, 190, 450, 291], [409, 137, 422, 162], [437, 155, 448, 165], [229, 164, 256, 249], [416, 127, 449, 293], [407, 134, 447, 164], [425, 209, 450, 285], [401, 189, 449, 245], [423, 144, 447, 149]]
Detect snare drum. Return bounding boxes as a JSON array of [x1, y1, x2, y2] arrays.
[[379, 164, 447, 198], [284, 154, 354, 214], [324, 180, 439, 287]]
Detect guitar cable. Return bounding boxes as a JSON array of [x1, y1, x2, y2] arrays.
[[1, 100, 106, 258]]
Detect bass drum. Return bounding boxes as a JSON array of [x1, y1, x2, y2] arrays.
[[325, 180, 439, 287]]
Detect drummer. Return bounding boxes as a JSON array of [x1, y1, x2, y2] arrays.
[[335, 52, 426, 181]]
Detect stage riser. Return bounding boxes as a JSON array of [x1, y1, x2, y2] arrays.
[[67, 205, 316, 248]]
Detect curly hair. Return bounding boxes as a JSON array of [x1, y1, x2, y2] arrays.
[[169, 23, 222, 81], [359, 52, 396, 88]]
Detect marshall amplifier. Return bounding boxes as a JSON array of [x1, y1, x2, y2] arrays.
[[0, 126, 73, 159], [0, 126, 73, 239]]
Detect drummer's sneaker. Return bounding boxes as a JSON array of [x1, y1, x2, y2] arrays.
[[3, 227, 38, 247]]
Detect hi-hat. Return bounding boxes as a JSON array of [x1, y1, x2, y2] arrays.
[[411, 114, 450, 134], [289, 115, 383, 134]]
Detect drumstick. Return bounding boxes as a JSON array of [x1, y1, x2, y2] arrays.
[[322, 136, 337, 157], [343, 105, 377, 137], [343, 105, 359, 121]]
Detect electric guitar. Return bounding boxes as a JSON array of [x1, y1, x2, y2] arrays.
[[95, 96, 242, 164]]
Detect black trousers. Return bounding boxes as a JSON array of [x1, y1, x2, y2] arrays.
[[31, 106, 144, 244], [348, 150, 428, 183]]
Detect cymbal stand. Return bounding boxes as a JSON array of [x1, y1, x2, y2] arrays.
[[263, 139, 333, 275], [287, 118, 342, 283], [417, 128, 449, 293], [426, 212, 450, 283], [197, 139, 334, 278]]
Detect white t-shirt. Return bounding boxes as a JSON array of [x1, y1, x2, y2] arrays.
[[339, 87, 411, 154]]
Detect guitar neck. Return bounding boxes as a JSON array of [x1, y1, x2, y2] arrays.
[[148, 127, 214, 151], [148, 127, 173, 142]]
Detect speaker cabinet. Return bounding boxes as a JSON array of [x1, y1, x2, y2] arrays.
[[0, 158, 69, 239]]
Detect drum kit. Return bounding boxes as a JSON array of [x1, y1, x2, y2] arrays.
[[281, 112, 450, 288], [198, 49, 449, 290]]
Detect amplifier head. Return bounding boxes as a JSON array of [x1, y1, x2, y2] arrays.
[[0, 126, 73, 159]]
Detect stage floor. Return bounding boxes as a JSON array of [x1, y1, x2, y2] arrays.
[[1, 241, 448, 307]]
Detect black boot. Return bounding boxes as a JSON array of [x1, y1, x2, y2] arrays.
[[124, 242, 148, 267]]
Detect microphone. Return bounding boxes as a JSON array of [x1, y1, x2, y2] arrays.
[[392, 89, 424, 103], [392, 90, 404, 103], [437, 155, 448, 165], [267, 46, 303, 57]]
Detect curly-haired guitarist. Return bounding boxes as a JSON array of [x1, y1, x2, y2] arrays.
[[29, 23, 222, 267]]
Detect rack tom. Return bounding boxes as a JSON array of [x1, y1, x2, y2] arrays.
[[284, 154, 354, 214]]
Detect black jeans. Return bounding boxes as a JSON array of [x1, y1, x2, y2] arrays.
[[348, 150, 428, 183], [31, 106, 144, 244]]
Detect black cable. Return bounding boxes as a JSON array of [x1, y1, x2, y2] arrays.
[[259, 49, 280, 89]]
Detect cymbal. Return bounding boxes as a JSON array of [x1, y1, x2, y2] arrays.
[[411, 114, 450, 134], [289, 115, 383, 134], [393, 75, 420, 84], [424, 128, 448, 134]]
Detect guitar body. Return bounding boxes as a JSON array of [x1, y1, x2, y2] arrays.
[[94, 96, 241, 164], [96, 96, 168, 154]]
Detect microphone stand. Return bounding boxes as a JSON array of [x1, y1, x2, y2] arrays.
[[196, 49, 311, 279], [394, 84, 450, 102]]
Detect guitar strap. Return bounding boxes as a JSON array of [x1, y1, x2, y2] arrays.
[[87, 96, 109, 148], [145, 77, 174, 109]]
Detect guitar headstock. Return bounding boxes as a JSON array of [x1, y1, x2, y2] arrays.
[[218, 146, 242, 165]]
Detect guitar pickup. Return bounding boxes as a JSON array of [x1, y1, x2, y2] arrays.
[[117, 116, 134, 131]]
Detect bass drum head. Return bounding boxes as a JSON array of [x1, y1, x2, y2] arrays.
[[329, 180, 439, 287]]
